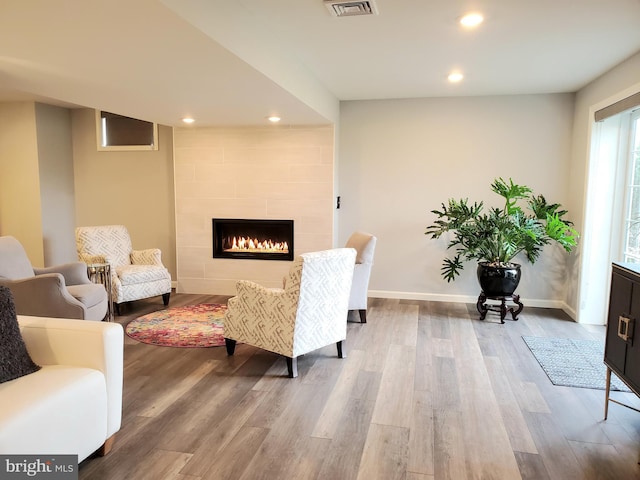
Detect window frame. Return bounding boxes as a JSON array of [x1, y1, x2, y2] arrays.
[[95, 110, 159, 152], [620, 109, 640, 262]]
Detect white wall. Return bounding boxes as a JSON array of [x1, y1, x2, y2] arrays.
[[338, 94, 575, 307], [35, 103, 77, 265]]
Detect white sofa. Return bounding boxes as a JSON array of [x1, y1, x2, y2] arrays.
[[0, 316, 124, 462]]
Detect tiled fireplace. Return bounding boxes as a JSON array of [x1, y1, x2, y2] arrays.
[[212, 218, 294, 261], [173, 125, 334, 295]]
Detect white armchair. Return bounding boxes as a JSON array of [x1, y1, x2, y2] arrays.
[[75, 225, 172, 314], [224, 248, 356, 378], [345, 232, 377, 323]]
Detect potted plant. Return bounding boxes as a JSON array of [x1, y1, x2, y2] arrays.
[[425, 177, 579, 298]]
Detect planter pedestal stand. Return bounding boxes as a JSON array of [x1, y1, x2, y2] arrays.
[[477, 292, 524, 324]]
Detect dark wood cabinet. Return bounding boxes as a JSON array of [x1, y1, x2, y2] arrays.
[[604, 262, 640, 418]]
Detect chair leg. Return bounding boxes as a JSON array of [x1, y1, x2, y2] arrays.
[[114, 302, 121, 316], [286, 357, 298, 378], [162, 292, 171, 306], [337, 340, 346, 359], [225, 338, 236, 355], [358, 309, 367, 323]]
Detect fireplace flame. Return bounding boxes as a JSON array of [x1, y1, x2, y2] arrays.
[[226, 236, 289, 254]]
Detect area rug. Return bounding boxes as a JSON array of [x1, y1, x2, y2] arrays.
[[126, 304, 228, 348], [522, 336, 630, 392]]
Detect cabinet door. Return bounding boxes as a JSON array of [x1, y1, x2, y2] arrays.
[[605, 271, 632, 375], [626, 278, 640, 392]]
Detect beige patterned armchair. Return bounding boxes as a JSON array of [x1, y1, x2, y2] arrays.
[[224, 248, 356, 378], [75, 225, 171, 314]]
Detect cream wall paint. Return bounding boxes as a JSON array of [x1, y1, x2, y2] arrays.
[[173, 125, 334, 295], [338, 94, 576, 308], [570, 51, 640, 324], [35, 103, 77, 265], [71, 109, 177, 280], [0, 102, 45, 266]]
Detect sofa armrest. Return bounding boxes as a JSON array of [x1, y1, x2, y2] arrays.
[[348, 263, 373, 310], [131, 248, 163, 266], [236, 279, 285, 298], [224, 281, 298, 356], [0, 275, 86, 319], [78, 253, 109, 266], [17, 315, 124, 437], [34, 262, 91, 286]]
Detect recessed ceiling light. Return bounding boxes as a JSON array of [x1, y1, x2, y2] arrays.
[[448, 72, 464, 83], [182, 117, 195, 124], [460, 13, 483, 27], [267, 116, 281, 123]]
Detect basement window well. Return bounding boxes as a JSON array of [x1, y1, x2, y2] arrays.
[[96, 110, 158, 151]]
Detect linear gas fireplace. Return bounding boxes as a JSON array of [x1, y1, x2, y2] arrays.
[[212, 218, 294, 261]]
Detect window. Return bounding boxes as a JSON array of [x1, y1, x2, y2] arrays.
[[622, 110, 640, 262], [578, 93, 640, 325], [95, 110, 158, 151]]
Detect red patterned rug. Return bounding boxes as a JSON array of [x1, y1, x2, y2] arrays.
[[125, 304, 228, 348]]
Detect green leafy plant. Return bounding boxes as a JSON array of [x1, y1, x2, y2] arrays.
[[425, 177, 579, 282]]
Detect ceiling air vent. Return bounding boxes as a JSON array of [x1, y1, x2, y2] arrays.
[[324, 0, 379, 17]]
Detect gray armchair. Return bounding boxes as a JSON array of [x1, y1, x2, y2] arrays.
[[0, 236, 108, 321]]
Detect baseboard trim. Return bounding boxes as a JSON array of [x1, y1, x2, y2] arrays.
[[368, 289, 569, 311]]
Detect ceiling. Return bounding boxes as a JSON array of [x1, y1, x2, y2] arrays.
[[1, 0, 639, 127]]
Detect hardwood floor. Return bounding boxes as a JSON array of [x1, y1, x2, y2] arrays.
[[79, 294, 640, 479]]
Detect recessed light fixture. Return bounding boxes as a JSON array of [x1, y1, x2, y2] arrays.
[[182, 117, 195, 124], [267, 116, 281, 123], [460, 13, 484, 28], [448, 72, 464, 83]]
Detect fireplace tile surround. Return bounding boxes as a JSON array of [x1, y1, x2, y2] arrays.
[[173, 126, 334, 295]]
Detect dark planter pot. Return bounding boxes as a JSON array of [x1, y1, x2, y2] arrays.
[[477, 262, 521, 297]]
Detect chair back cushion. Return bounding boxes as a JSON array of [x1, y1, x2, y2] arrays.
[[0, 236, 35, 279], [76, 225, 133, 267], [224, 248, 356, 359], [292, 248, 356, 356], [345, 232, 377, 264]]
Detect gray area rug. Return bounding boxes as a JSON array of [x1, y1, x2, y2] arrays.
[[522, 336, 630, 392]]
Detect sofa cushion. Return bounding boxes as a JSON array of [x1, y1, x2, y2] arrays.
[[0, 286, 40, 383], [0, 365, 107, 459], [67, 283, 108, 309], [116, 264, 169, 286]]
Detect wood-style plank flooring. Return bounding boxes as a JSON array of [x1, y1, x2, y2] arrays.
[[79, 294, 640, 479]]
